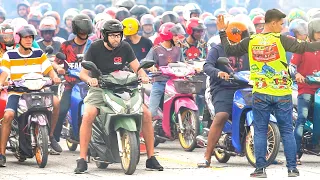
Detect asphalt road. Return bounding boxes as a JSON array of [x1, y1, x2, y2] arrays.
[[0, 140, 319, 180]]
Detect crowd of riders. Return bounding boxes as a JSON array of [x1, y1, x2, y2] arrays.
[[0, 0, 320, 177]]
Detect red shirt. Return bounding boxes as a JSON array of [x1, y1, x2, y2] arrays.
[[291, 51, 320, 95]]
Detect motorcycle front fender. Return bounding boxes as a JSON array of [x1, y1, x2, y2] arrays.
[[174, 97, 198, 113]]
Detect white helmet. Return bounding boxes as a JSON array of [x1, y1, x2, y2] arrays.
[[183, 3, 202, 21]]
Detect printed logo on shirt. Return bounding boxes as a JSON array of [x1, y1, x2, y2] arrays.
[[114, 57, 122, 65], [142, 48, 146, 53], [251, 43, 280, 62], [68, 62, 82, 69], [185, 46, 201, 60]]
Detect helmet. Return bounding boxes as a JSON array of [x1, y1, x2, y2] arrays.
[[288, 19, 308, 37], [226, 21, 248, 43], [154, 16, 161, 33], [307, 8, 320, 19], [115, 7, 131, 22], [161, 11, 179, 24], [310, 11, 320, 20], [228, 7, 243, 16], [186, 17, 206, 35], [250, 8, 265, 16], [72, 14, 93, 35], [288, 8, 308, 23], [159, 22, 185, 41], [39, 16, 57, 31], [95, 19, 107, 39], [101, 19, 124, 48], [200, 12, 213, 20], [104, 7, 117, 19], [183, 3, 202, 21], [150, 6, 165, 17], [233, 14, 256, 35], [37, 3, 52, 15], [122, 17, 140, 36], [0, 6, 6, 20], [11, 17, 28, 30], [80, 9, 96, 22], [308, 18, 320, 41], [116, 0, 136, 10], [94, 13, 112, 25], [129, 5, 150, 21], [172, 6, 184, 16], [14, 24, 37, 44], [141, 14, 154, 26], [213, 8, 228, 17], [63, 9, 79, 25], [17, 0, 30, 15], [204, 15, 217, 26], [252, 15, 265, 33], [44, 11, 61, 25], [27, 10, 42, 22], [94, 4, 106, 14], [0, 24, 14, 47]]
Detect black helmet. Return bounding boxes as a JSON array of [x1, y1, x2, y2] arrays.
[[116, 0, 136, 11], [129, 5, 150, 21], [101, 19, 124, 49], [308, 18, 320, 41], [72, 14, 93, 37], [115, 7, 131, 22], [161, 11, 179, 24], [94, 4, 106, 14], [153, 16, 162, 33]]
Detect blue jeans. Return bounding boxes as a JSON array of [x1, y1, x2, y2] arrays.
[[294, 94, 313, 154], [252, 93, 296, 170], [149, 81, 166, 117]]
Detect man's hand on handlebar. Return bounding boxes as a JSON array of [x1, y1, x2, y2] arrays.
[[57, 68, 66, 75], [140, 76, 150, 84], [52, 77, 62, 85], [87, 78, 99, 87], [218, 71, 230, 80]]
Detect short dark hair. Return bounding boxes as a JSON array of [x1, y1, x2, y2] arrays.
[[265, 9, 286, 23]]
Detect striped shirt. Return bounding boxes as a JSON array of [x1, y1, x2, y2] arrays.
[[1, 48, 53, 80]]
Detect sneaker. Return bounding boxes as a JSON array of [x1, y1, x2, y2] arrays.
[[50, 136, 62, 153], [288, 168, 300, 177], [250, 168, 267, 178], [74, 158, 88, 174], [0, 154, 6, 167], [146, 156, 163, 171]]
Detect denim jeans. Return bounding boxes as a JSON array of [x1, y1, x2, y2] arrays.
[[53, 89, 72, 142], [252, 92, 296, 170], [294, 94, 313, 154], [149, 81, 166, 117]]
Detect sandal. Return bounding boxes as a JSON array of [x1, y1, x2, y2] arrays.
[[272, 159, 284, 165], [197, 159, 210, 168]]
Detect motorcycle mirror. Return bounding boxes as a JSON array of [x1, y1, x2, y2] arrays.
[[217, 57, 230, 65], [81, 61, 101, 78], [45, 46, 54, 55], [56, 52, 66, 60], [138, 59, 155, 72]]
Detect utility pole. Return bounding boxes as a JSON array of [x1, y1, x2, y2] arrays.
[[221, 0, 227, 9]]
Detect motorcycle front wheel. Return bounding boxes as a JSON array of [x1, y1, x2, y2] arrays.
[[120, 129, 139, 175], [35, 125, 49, 168], [178, 108, 200, 152], [244, 122, 281, 167]]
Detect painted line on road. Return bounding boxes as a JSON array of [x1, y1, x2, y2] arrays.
[[156, 156, 224, 171]]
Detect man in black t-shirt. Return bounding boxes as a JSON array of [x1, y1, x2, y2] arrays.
[[75, 19, 163, 174], [122, 17, 153, 62]]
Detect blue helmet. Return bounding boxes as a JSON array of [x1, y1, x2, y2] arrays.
[[288, 19, 308, 37]]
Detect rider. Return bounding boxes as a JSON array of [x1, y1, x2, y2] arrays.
[[252, 15, 265, 34], [197, 21, 250, 167], [37, 17, 61, 56], [27, 10, 43, 40], [0, 24, 15, 57], [140, 14, 155, 38], [62, 8, 79, 35], [44, 11, 69, 41], [146, 22, 185, 119], [290, 18, 320, 165], [182, 3, 202, 28], [75, 19, 163, 173], [203, 15, 217, 41], [122, 17, 153, 62], [0, 24, 61, 167], [52, 14, 92, 146], [17, 0, 30, 20], [216, 9, 320, 177]]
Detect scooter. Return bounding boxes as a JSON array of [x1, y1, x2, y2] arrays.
[[55, 52, 88, 151], [82, 60, 154, 175], [197, 57, 281, 167], [144, 62, 202, 152], [6, 73, 54, 168], [295, 72, 320, 158]]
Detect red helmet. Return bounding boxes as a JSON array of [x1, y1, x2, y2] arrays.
[[186, 17, 206, 35], [159, 22, 185, 41], [252, 15, 265, 25]]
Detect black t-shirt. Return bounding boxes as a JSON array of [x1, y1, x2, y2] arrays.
[[56, 27, 70, 40], [84, 40, 136, 75], [123, 36, 153, 62]]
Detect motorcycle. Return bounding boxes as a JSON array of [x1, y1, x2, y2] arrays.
[[6, 73, 54, 168], [54, 52, 88, 151], [294, 72, 320, 158], [197, 57, 281, 167], [82, 60, 154, 175], [144, 62, 202, 152]]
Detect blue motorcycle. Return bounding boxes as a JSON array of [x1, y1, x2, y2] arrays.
[[197, 57, 281, 167]]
